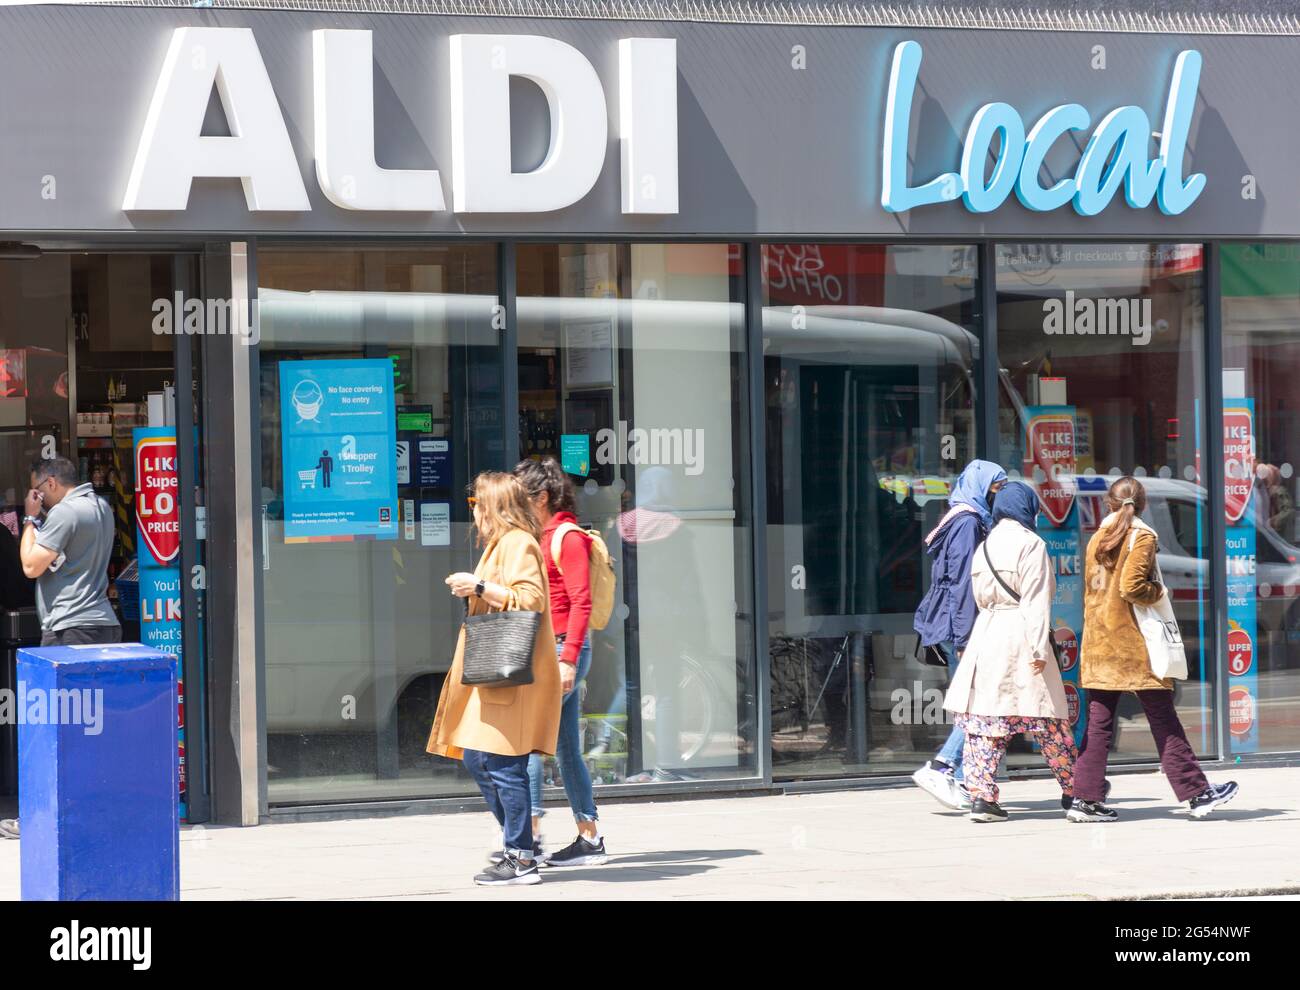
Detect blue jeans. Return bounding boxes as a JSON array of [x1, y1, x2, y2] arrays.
[[934, 641, 965, 780], [527, 638, 599, 823], [463, 749, 534, 858]]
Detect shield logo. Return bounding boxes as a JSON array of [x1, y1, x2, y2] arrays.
[[1223, 405, 1255, 525], [1229, 686, 1255, 738], [1227, 622, 1254, 677], [1064, 682, 1081, 726], [1053, 624, 1079, 672], [135, 435, 180, 566], [1024, 412, 1077, 526]]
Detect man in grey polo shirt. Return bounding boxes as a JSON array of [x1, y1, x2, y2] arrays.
[[19, 456, 120, 646], [3, 456, 121, 840]]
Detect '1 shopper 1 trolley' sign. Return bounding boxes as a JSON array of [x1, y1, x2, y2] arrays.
[[278, 358, 398, 542]]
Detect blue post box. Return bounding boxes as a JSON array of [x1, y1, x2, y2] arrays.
[[17, 643, 179, 901]]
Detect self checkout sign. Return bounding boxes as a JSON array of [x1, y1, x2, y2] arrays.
[[135, 431, 181, 567]]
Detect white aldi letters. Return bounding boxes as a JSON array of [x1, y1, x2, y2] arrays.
[[122, 27, 679, 215], [313, 29, 446, 212], [122, 27, 310, 212], [450, 33, 608, 213]]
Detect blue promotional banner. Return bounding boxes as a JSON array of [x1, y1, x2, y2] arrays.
[[1223, 398, 1259, 752], [279, 359, 398, 541], [1024, 405, 1086, 745], [133, 426, 187, 819]]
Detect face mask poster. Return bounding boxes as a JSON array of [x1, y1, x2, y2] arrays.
[[279, 358, 398, 542]]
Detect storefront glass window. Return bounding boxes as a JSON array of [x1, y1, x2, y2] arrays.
[[257, 245, 502, 804], [1220, 244, 1300, 755], [762, 243, 979, 778], [996, 243, 1213, 762], [516, 243, 758, 785]]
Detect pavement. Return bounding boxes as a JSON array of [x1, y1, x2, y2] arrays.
[[0, 765, 1296, 900]]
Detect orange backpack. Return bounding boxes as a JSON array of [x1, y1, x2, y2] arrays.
[[550, 522, 616, 630]]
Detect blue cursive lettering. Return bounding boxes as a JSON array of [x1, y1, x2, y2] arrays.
[[881, 41, 1205, 217]]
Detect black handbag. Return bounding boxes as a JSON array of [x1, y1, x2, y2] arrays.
[[981, 538, 1065, 670], [913, 636, 950, 667], [460, 598, 540, 688]]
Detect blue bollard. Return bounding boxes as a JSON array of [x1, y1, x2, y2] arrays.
[[17, 644, 179, 901]]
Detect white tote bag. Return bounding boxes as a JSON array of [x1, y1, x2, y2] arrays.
[[1128, 531, 1189, 680]]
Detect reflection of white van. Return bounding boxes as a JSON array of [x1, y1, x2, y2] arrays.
[[262, 290, 745, 752]]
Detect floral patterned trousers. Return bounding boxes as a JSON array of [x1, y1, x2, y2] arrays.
[[957, 715, 1077, 804]]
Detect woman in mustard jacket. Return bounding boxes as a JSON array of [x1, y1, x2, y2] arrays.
[[427, 471, 561, 885], [1071, 476, 1237, 822]]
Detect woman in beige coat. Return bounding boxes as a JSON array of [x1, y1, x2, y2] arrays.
[[944, 482, 1077, 823], [1071, 476, 1238, 823], [426, 471, 561, 885]]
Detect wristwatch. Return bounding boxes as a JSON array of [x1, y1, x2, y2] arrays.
[[22, 515, 41, 530], [474, 579, 486, 598]]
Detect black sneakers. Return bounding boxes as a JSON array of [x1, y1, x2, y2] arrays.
[[474, 855, 542, 886], [1188, 781, 1239, 819], [543, 835, 608, 868], [1067, 799, 1118, 823], [1062, 778, 1112, 811], [969, 798, 1009, 823]]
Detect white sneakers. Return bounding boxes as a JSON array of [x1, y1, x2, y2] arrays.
[[911, 761, 970, 810]]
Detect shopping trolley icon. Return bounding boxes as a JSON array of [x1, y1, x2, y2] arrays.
[[297, 468, 318, 490]]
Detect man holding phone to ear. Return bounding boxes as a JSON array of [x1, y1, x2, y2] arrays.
[[19, 456, 120, 647], [3, 456, 120, 840]]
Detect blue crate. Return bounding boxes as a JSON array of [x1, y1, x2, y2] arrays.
[[114, 558, 139, 622]]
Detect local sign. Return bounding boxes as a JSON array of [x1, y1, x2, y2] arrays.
[[882, 41, 1205, 216]]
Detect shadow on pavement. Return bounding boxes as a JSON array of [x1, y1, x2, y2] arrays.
[[540, 848, 760, 883]]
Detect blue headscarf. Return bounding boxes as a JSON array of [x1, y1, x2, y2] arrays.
[[992, 480, 1040, 531], [948, 459, 1008, 528]]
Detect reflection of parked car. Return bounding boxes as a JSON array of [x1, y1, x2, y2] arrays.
[[878, 474, 953, 507], [1077, 476, 1300, 676]]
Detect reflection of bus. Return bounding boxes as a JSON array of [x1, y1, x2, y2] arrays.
[[764, 304, 978, 629]]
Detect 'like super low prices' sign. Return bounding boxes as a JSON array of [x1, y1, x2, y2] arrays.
[[1223, 399, 1258, 753], [134, 427, 187, 819], [1024, 405, 1085, 746]]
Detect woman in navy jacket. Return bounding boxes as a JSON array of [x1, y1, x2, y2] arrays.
[[911, 459, 1007, 809]]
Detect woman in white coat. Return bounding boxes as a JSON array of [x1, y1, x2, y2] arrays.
[[943, 481, 1078, 823]]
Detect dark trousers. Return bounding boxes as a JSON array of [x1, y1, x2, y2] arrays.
[[1074, 689, 1208, 802], [463, 749, 533, 858], [40, 624, 122, 647]]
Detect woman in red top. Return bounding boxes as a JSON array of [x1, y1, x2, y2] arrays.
[[513, 458, 608, 867]]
